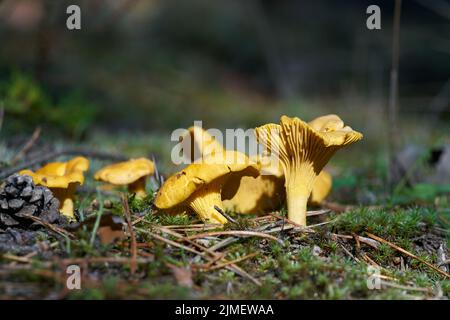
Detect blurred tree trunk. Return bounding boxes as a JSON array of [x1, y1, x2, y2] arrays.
[[35, 1, 51, 81], [244, 0, 295, 99], [388, 0, 402, 192]]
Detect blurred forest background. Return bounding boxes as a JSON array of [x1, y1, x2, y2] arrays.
[[0, 0, 449, 189], [2, 1, 450, 300]]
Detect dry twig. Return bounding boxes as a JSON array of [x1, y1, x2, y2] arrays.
[[11, 127, 42, 164], [122, 195, 137, 274], [331, 233, 380, 249], [366, 232, 450, 279], [186, 230, 284, 245], [204, 252, 258, 271], [152, 226, 262, 285], [24, 214, 75, 239]]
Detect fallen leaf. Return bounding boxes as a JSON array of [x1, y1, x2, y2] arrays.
[[80, 213, 125, 245]]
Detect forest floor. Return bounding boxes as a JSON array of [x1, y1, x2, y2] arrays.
[[0, 135, 449, 300]]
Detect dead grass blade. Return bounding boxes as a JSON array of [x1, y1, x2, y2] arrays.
[[61, 256, 154, 265], [2, 253, 32, 263], [225, 265, 261, 286], [153, 226, 262, 286], [366, 232, 450, 279], [186, 230, 284, 245], [136, 227, 204, 256], [122, 194, 137, 274], [205, 252, 258, 271], [380, 280, 433, 293], [11, 127, 41, 164], [338, 243, 361, 263], [331, 233, 380, 249], [306, 209, 332, 216], [154, 226, 220, 258], [24, 214, 75, 239], [214, 206, 237, 223], [268, 213, 317, 233]]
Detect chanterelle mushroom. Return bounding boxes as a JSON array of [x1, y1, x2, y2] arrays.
[[255, 115, 362, 226], [309, 170, 332, 206], [180, 126, 224, 162], [182, 126, 332, 214], [180, 127, 285, 214], [94, 158, 155, 199], [222, 155, 285, 214], [154, 151, 259, 224], [222, 155, 332, 214], [20, 156, 89, 219]]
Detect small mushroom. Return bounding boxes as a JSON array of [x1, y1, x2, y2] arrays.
[[94, 158, 155, 199], [20, 156, 89, 219], [179, 127, 283, 214], [181, 126, 332, 214], [255, 115, 362, 226], [223, 155, 333, 214], [180, 126, 224, 162], [309, 170, 332, 206], [222, 155, 286, 214], [154, 151, 259, 224]]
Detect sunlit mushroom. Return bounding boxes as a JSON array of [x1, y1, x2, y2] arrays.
[[255, 115, 362, 226], [180, 126, 224, 162], [309, 170, 332, 206], [94, 158, 155, 199], [181, 126, 333, 214], [20, 156, 89, 219], [222, 155, 285, 214], [154, 151, 259, 224], [223, 157, 333, 214]]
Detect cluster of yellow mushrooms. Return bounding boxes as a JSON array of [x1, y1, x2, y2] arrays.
[[18, 115, 362, 227]]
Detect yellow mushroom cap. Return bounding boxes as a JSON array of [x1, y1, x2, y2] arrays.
[[308, 114, 345, 132], [94, 158, 155, 185], [256, 115, 362, 173], [154, 151, 259, 210], [180, 126, 224, 162], [20, 156, 89, 188], [304, 114, 363, 147]]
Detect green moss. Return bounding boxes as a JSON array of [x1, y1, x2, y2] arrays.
[[128, 193, 154, 213], [332, 207, 436, 240]]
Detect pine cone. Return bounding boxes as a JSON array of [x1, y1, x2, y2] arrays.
[[0, 174, 62, 229]]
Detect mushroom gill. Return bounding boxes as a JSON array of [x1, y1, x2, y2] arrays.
[[255, 115, 362, 226]]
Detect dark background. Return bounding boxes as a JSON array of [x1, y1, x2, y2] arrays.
[[0, 0, 449, 160]]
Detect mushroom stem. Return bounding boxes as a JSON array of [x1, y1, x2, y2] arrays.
[[59, 197, 75, 219], [284, 164, 318, 226], [51, 184, 77, 220], [128, 176, 147, 199], [286, 189, 309, 226], [188, 180, 228, 224]]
